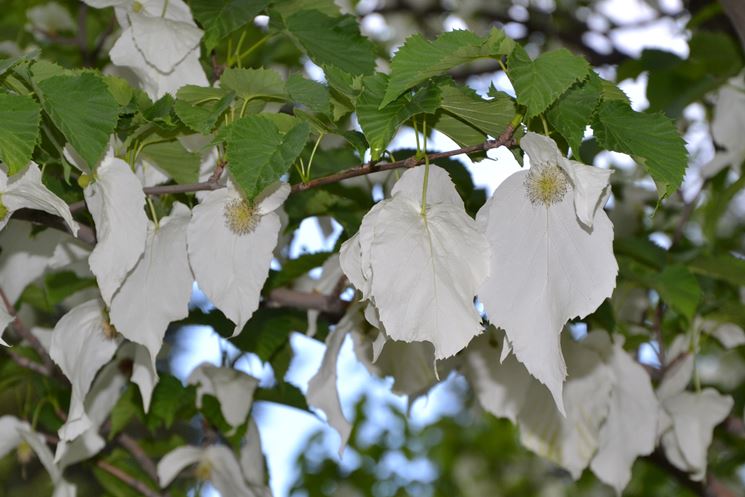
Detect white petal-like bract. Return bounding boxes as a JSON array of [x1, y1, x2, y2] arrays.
[[188, 185, 284, 335], [1, 162, 79, 235], [478, 132, 617, 413], [188, 363, 259, 431], [85, 156, 148, 305], [50, 299, 120, 441], [110, 203, 193, 369]]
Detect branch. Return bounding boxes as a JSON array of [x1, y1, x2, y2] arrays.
[[96, 460, 166, 497], [10, 208, 97, 245], [117, 433, 161, 484], [267, 287, 348, 319], [0, 287, 55, 375]]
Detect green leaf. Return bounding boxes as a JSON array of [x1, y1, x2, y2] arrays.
[[0, 93, 41, 175], [655, 265, 701, 321], [174, 85, 234, 134], [191, 0, 270, 50], [140, 140, 201, 184], [688, 254, 745, 287], [438, 83, 515, 138], [382, 28, 514, 108], [103, 75, 134, 106], [356, 73, 441, 160], [232, 308, 307, 360], [271, 0, 340, 17], [592, 100, 688, 197], [220, 67, 287, 101], [268, 251, 333, 289], [508, 45, 590, 118], [430, 110, 487, 148], [226, 116, 310, 198], [0, 50, 39, 77], [109, 385, 144, 439], [37, 72, 119, 169], [285, 10, 376, 76], [44, 271, 96, 306], [287, 73, 331, 115], [546, 72, 602, 154], [599, 79, 630, 104], [146, 375, 196, 430]]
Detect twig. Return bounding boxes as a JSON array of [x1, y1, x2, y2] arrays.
[[10, 208, 97, 245], [6, 350, 52, 376], [96, 460, 166, 497], [0, 287, 55, 374], [117, 433, 161, 483], [267, 287, 348, 319]]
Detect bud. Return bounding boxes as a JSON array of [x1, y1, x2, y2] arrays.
[[16, 440, 33, 465], [77, 173, 92, 189]]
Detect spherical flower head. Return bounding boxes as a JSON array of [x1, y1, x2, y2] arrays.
[[223, 197, 260, 235], [524, 164, 569, 206], [195, 458, 212, 481]]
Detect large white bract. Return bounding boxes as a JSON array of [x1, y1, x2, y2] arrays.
[[188, 182, 290, 335], [477, 131, 617, 413], [340, 165, 490, 360]]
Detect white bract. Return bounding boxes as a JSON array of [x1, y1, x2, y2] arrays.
[[0, 416, 77, 497], [109, 203, 193, 379], [188, 363, 259, 432], [657, 354, 734, 480], [702, 74, 745, 177], [85, 0, 208, 98], [85, 153, 148, 306], [0, 302, 11, 346], [159, 444, 267, 497], [50, 299, 121, 441], [188, 182, 290, 336], [340, 165, 490, 359], [0, 162, 79, 235], [0, 221, 89, 304], [477, 132, 617, 413]]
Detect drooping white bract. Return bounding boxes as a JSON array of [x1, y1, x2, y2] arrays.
[[26, 2, 76, 38], [0, 221, 90, 304], [87, 0, 208, 98], [240, 419, 271, 497], [55, 357, 129, 466], [340, 165, 490, 359], [130, 342, 159, 412], [50, 299, 121, 442], [702, 74, 745, 177], [109, 203, 193, 380], [588, 336, 658, 494], [307, 319, 353, 455], [159, 444, 266, 497], [0, 302, 12, 347], [656, 354, 734, 480], [85, 154, 148, 306], [188, 363, 259, 432], [0, 416, 77, 497], [518, 333, 614, 479], [188, 182, 290, 336], [477, 132, 617, 414], [0, 162, 79, 235]]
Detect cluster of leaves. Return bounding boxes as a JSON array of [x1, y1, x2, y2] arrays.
[[0, 1, 744, 497]]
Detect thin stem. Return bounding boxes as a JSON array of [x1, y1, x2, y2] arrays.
[[96, 460, 165, 497], [540, 114, 550, 136], [305, 133, 324, 181], [420, 121, 430, 217], [160, 0, 170, 18], [234, 34, 272, 66], [412, 118, 422, 156], [146, 196, 160, 228]]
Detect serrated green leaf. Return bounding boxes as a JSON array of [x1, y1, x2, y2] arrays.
[[287, 73, 331, 115], [688, 254, 745, 287], [272, 0, 340, 17], [655, 265, 701, 321], [226, 116, 310, 198], [220, 67, 287, 102], [546, 72, 602, 154], [0, 93, 41, 174], [174, 85, 234, 134], [232, 308, 306, 360], [439, 83, 515, 138], [140, 140, 200, 184], [37, 72, 118, 169], [599, 79, 630, 104], [103, 75, 134, 106], [109, 385, 144, 439], [286, 10, 375, 75], [593, 100, 687, 197], [382, 28, 514, 108], [146, 375, 196, 430], [0, 50, 39, 77], [429, 110, 487, 148], [357, 73, 441, 160], [508, 45, 590, 118], [191, 0, 270, 50]]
